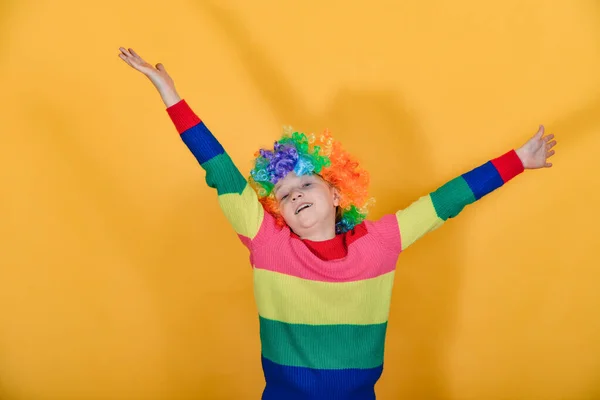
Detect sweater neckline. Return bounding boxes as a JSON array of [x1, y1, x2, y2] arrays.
[[290, 231, 347, 261]]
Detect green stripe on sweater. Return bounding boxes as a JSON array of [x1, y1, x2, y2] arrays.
[[259, 317, 387, 369], [201, 153, 247, 195], [430, 176, 476, 220]]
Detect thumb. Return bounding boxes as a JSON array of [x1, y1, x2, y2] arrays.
[[535, 125, 544, 139], [156, 63, 166, 71]]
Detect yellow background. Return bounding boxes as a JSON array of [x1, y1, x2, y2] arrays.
[[1, 0, 599, 399]]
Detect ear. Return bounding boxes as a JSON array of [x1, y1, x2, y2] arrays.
[[332, 187, 341, 207]]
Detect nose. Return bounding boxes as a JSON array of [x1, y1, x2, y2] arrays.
[[291, 190, 303, 201]]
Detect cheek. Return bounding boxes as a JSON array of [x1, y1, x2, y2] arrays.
[[314, 191, 336, 208], [280, 202, 294, 218]]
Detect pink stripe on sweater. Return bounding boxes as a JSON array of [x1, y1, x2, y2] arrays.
[[250, 214, 401, 283]]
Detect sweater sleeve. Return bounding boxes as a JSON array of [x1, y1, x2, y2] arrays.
[[166, 99, 266, 250], [394, 149, 525, 252]]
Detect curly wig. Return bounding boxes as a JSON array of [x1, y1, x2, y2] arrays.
[[248, 127, 373, 234]]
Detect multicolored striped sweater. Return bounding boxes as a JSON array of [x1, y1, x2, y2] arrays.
[[166, 99, 525, 399]]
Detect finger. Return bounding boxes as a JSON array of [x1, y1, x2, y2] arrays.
[[545, 162, 553, 167], [546, 140, 557, 149], [118, 51, 147, 71], [129, 48, 143, 60], [118, 53, 132, 66], [118, 52, 139, 68], [535, 125, 545, 139], [156, 63, 165, 71], [547, 150, 555, 157], [544, 133, 554, 142], [119, 48, 138, 65]]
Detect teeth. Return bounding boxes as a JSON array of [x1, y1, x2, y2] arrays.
[[295, 203, 312, 215]]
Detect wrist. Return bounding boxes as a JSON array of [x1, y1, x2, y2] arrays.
[[515, 147, 528, 169], [158, 86, 181, 108]]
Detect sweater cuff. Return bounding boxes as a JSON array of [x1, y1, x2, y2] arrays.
[[166, 99, 202, 134], [491, 149, 525, 182]]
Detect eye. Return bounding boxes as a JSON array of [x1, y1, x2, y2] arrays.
[[302, 183, 312, 188], [281, 194, 289, 200]]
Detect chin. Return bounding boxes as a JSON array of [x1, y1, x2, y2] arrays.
[[296, 214, 331, 231], [293, 220, 318, 232]]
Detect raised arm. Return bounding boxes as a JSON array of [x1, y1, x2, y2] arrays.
[[394, 126, 557, 252], [118, 47, 267, 250]]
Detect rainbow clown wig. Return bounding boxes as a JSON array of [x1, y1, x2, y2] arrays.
[[248, 127, 373, 234]]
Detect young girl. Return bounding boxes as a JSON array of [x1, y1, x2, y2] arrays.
[[118, 47, 556, 399]]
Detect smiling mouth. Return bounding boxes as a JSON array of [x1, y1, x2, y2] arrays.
[[295, 203, 313, 215]]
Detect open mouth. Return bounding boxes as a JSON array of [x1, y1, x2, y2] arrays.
[[295, 203, 313, 215]]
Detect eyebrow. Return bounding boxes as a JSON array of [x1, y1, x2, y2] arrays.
[[274, 175, 315, 196], [274, 184, 285, 195]]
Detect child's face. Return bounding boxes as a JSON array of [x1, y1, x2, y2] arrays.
[[274, 172, 340, 240]]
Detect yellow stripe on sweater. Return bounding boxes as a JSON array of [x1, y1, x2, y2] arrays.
[[217, 183, 264, 240], [253, 268, 395, 325], [396, 195, 444, 251]]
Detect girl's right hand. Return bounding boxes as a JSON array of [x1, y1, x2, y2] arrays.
[[119, 47, 175, 92], [119, 47, 180, 107]]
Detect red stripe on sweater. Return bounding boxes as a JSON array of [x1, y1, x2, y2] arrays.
[[491, 149, 524, 182], [166, 100, 202, 134], [294, 223, 369, 261]]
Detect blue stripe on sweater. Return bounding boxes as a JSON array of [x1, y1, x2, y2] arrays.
[[180, 122, 225, 164], [461, 161, 504, 200], [260, 356, 381, 400]]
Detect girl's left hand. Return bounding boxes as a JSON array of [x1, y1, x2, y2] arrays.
[[516, 125, 557, 169]]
